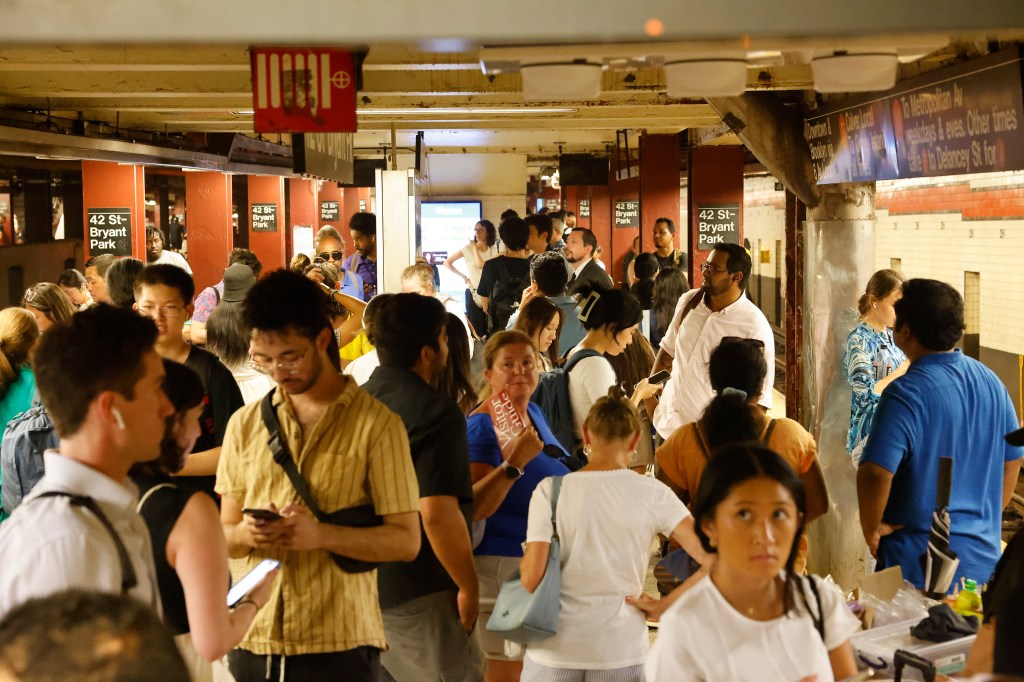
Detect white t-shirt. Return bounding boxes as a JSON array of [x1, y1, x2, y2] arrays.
[[566, 352, 617, 436], [460, 242, 500, 289], [438, 293, 475, 356], [525, 472, 689, 669], [646, 574, 861, 682], [344, 349, 379, 385], [652, 290, 774, 438], [152, 249, 193, 275], [227, 362, 275, 405]]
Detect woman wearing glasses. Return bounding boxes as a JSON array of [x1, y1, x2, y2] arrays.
[[313, 226, 364, 300]]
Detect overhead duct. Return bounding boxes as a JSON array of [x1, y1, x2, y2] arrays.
[[812, 52, 900, 93], [521, 62, 603, 101], [664, 59, 749, 97]]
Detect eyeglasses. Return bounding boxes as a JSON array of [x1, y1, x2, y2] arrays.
[[721, 336, 765, 349], [318, 251, 343, 262], [250, 347, 309, 376], [137, 304, 184, 319], [699, 262, 728, 274]]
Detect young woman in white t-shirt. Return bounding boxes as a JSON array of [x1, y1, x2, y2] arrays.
[[565, 285, 662, 439], [643, 443, 860, 682], [519, 387, 711, 682]]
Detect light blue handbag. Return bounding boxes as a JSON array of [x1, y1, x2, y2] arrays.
[[485, 476, 563, 643]]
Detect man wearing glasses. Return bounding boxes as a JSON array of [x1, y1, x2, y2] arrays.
[[651, 242, 775, 440], [134, 264, 244, 497], [217, 270, 420, 681], [313, 226, 364, 299]]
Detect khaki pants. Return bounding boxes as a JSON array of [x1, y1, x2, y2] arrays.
[[380, 590, 485, 682]]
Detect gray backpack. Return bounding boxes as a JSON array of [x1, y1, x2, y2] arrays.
[[1, 405, 57, 515]]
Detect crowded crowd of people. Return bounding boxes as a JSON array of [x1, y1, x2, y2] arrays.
[[0, 207, 1019, 682]]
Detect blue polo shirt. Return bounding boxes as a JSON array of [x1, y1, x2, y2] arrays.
[[862, 350, 1023, 588]]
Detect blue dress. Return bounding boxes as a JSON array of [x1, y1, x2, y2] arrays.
[[467, 402, 570, 557], [844, 322, 906, 455]]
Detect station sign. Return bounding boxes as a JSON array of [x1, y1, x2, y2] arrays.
[[251, 47, 357, 133], [614, 200, 640, 228], [806, 46, 1024, 184], [252, 203, 278, 232], [293, 132, 354, 184], [696, 203, 740, 250], [320, 200, 340, 221], [579, 199, 591, 218], [87, 208, 132, 255]]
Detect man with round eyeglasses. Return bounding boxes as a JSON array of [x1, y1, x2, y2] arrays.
[[650, 241, 775, 439]]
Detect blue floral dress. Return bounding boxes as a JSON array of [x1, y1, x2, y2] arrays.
[[844, 321, 907, 455]]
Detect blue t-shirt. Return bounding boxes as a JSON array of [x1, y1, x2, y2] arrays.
[[862, 350, 1023, 588], [467, 402, 570, 557]]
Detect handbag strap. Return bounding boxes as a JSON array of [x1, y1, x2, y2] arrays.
[[549, 476, 563, 542], [34, 491, 138, 594], [761, 418, 777, 445], [260, 389, 327, 522]]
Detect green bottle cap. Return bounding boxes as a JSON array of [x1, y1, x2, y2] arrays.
[[964, 579, 977, 590]]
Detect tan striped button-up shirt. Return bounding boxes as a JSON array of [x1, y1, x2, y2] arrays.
[[216, 377, 419, 656]]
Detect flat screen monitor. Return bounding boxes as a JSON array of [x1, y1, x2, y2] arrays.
[[420, 201, 483, 310], [559, 154, 609, 186]]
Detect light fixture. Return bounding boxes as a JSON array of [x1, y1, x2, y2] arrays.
[[663, 59, 748, 98], [812, 52, 898, 93], [520, 62, 603, 102], [357, 107, 577, 115], [230, 110, 255, 115], [145, 199, 157, 206]]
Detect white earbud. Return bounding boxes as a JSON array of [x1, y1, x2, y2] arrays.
[[111, 408, 126, 431]]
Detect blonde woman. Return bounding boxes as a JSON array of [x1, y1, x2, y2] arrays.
[[0, 307, 41, 523]]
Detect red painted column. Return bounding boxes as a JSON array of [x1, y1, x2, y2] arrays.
[[588, 183, 613, 274], [247, 175, 286, 273], [609, 172, 639, 285], [185, 172, 232, 294], [640, 133, 682, 252], [81, 161, 146, 260], [687, 146, 744, 286], [342, 187, 371, 229], [289, 177, 319, 260]]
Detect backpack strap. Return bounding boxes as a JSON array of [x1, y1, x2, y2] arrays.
[[212, 285, 221, 305], [136, 482, 178, 513], [693, 423, 713, 461], [260, 389, 327, 522], [761, 418, 777, 445], [562, 348, 603, 374], [33, 491, 138, 594]]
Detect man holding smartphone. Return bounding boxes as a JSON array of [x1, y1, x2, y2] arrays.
[[216, 271, 421, 682]]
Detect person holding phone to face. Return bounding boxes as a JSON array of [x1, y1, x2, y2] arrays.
[[131, 359, 277, 682]]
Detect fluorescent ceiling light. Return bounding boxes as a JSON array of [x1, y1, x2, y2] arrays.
[[521, 63, 603, 102], [231, 110, 255, 115], [664, 59, 748, 97], [358, 107, 577, 115], [812, 53, 898, 93]]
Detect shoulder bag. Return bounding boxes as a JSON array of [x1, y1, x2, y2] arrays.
[[260, 389, 382, 573], [486, 476, 563, 643]]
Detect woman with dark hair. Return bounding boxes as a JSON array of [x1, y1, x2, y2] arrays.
[[650, 267, 689, 349], [57, 269, 93, 310], [565, 285, 661, 444], [206, 302, 274, 405], [437, 311, 477, 415], [604, 328, 657, 472], [467, 331, 570, 681], [519, 387, 708, 681], [131, 360, 277, 681], [104, 257, 146, 309], [845, 268, 908, 460], [645, 443, 859, 682], [656, 336, 828, 574], [22, 283, 75, 332], [445, 219, 500, 337], [478, 217, 533, 335], [513, 297, 562, 371]]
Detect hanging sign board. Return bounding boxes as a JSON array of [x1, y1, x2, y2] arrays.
[[614, 200, 639, 228], [293, 132, 354, 184], [579, 199, 591, 218], [87, 208, 132, 255], [252, 203, 278, 232], [320, 200, 340, 221], [251, 47, 357, 133], [805, 46, 1024, 184], [696, 203, 740, 250]]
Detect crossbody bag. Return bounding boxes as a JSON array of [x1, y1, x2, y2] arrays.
[[260, 389, 382, 574]]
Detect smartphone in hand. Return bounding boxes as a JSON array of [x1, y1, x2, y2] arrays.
[[243, 508, 283, 522], [227, 558, 280, 607], [648, 370, 671, 384]]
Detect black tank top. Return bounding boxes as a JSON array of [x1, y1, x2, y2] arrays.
[[135, 476, 197, 635]]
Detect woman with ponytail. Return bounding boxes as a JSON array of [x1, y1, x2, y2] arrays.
[[655, 336, 829, 575], [519, 387, 709, 681], [844, 268, 908, 459], [0, 308, 40, 430]]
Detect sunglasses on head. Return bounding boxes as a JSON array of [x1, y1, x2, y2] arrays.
[[318, 251, 343, 261]]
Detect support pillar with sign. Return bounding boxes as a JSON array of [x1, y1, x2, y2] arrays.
[[288, 177, 318, 261], [639, 133, 682, 259], [185, 172, 233, 293], [375, 168, 417, 295], [81, 160, 146, 260], [686, 146, 744, 285], [247, 176, 286, 272]]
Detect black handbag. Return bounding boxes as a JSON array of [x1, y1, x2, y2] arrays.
[[260, 389, 382, 573]]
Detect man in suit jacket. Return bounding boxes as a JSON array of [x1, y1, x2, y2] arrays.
[[565, 228, 614, 295]]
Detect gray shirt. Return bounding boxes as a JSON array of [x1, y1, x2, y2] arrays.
[[0, 451, 161, 619]]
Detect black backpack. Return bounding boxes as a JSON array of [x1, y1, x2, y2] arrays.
[[487, 258, 530, 335], [530, 348, 604, 458]]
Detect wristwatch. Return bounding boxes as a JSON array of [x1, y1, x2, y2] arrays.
[[500, 460, 524, 480]]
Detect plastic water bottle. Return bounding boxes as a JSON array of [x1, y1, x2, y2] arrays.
[[954, 578, 983, 616]]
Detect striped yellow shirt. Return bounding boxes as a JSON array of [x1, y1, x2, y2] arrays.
[[216, 377, 419, 655]]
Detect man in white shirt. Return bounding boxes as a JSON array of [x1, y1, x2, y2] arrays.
[[651, 242, 774, 439], [146, 227, 192, 274], [0, 305, 173, 618]]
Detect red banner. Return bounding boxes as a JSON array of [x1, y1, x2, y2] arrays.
[[251, 47, 357, 133]]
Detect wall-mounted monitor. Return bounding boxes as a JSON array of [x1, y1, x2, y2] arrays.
[[559, 154, 609, 186]]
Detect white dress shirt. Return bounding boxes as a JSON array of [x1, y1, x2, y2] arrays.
[[0, 451, 161, 619], [153, 249, 193, 275], [652, 289, 775, 438]]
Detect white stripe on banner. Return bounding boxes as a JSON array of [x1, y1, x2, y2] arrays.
[[256, 53, 267, 109], [281, 53, 292, 108], [321, 52, 331, 110], [269, 53, 281, 109], [295, 53, 305, 109], [308, 53, 319, 116]]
